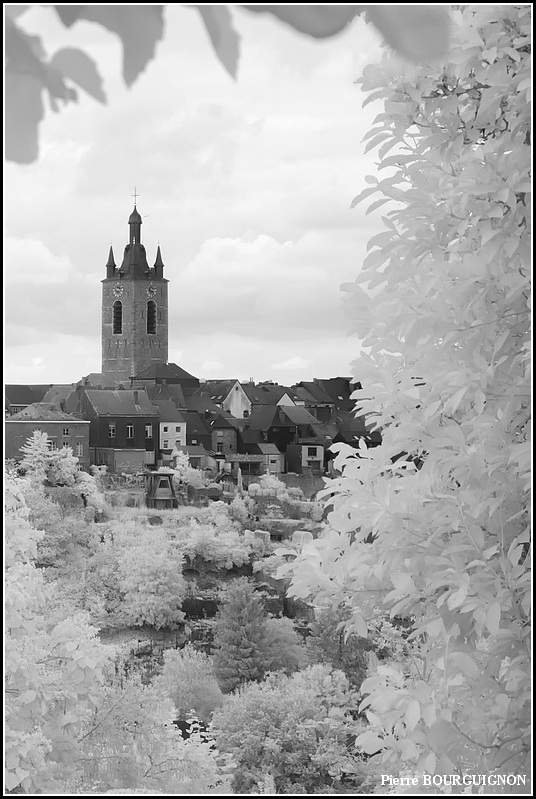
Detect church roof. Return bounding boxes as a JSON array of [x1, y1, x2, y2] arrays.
[[128, 207, 142, 223]]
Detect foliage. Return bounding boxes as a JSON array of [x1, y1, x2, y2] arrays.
[[306, 606, 375, 690], [173, 451, 209, 489], [155, 645, 225, 723], [5, 474, 115, 794], [229, 493, 255, 523], [64, 673, 233, 794], [281, 4, 531, 785], [261, 616, 307, 675], [6, 5, 450, 163], [212, 578, 271, 692], [211, 664, 366, 794], [117, 528, 187, 629]]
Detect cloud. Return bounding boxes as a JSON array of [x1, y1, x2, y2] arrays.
[[4, 237, 73, 285], [271, 355, 312, 371]]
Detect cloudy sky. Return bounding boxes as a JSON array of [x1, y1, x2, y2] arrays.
[[4, 4, 387, 386]]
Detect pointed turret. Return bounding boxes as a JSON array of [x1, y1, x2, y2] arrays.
[[105, 245, 116, 278], [154, 245, 164, 279]]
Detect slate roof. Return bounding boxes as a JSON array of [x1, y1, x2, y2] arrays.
[[279, 406, 320, 427], [5, 385, 54, 406], [85, 390, 158, 416], [142, 381, 186, 408], [78, 373, 118, 389], [241, 383, 297, 405], [42, 384, 75, 405], [151, 400, 186, 423], [172, 445, 210, 458], [293, 381, 335, 405], [184, 394, 223, 415], [196, 380, 239, 401], [181, 412, 211, 438], [314, 378, 359, 412], [8, 403, 87, 422], [209, 414, 236, 430], [135, 363, 199, 384], [250, 443, 282, 455]]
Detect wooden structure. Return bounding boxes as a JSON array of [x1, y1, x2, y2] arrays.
[[145, 467, 178, 509]]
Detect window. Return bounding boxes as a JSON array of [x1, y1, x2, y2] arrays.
[[109, 423, 116, 438], [62, 427, 70, 436], [127, 425, 134, 439], [191, 439, 197, 445], [145, 423, 153, 438], [163, 440, 169, 449], [243, 410, 249, 418], [146, 300, 157, 334], [48, 439, 58, 450], [163, 425, 168, 433], [113, 301, 123, 334], [307, 447, 317, 457], [217, 442, 224, 453], [216, 430, 223, 437], [76, 442, 84, 457], [175, 425, 181, 433]]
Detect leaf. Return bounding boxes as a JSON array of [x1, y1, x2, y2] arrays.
[[54, 5, 165, 87], [404, 699, 421, 732], [449, 652, 478, 679], [196, 5, 240, 79], [4, 771, 21, 792], [485, 602, 501, 635], [366, 6, 450, 62], [241, 5, 363, 38], [50, 48, 106, 103], [5, 72, 43, 164], [355, 730, 385, 755]]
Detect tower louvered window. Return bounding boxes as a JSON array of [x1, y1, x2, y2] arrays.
[[113, 301, 123, 334], [147, 300, 157, 335]]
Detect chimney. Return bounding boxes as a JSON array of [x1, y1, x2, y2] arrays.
[[134, 390, 139, 405]]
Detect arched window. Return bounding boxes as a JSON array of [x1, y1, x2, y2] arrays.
[[147, 300, 157, 335], [113, 301, 123, 334]]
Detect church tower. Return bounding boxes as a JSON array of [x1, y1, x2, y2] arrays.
[[101, 202, 169, 383]]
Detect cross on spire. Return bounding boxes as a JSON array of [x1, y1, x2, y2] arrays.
[[132, 187, 140, 206]]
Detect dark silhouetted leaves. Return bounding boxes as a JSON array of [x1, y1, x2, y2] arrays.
[[50, 48, 106, 103], [54, 5, 165, 86], [195, 5, 240, 79], [241, 4, 363, 38], [366, 6, 450, 62]]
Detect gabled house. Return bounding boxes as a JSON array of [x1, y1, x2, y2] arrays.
[[151, 400, 187, 464], [67, 388, 159, 472], [332, 410, 382, 449], [239, 405, 297, 454], [208, 414, 238, 458], [5, 403, 91, 471], [241, 382, 299, 411], [292, 381, 336, 423], [196, 379, 251, 419], [181, 411, 212, 451], [310, 377, 361, 413]]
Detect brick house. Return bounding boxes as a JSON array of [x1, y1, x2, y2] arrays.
[[5, 403, 91, 471]]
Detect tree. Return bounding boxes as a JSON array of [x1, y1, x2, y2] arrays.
[[5, 5, 451, 164], [280, 4, 531, 785], [306, 606, 374, 691], [211, 664, 366, 794], [5, 473, 114, 794], [19, 430, 54, 481], [212, 578, 270, 692], [155, 645, 225, 724], [117, 528, 186, 628]]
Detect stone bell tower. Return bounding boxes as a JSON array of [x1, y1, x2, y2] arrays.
[[101, 198, 169, 383]]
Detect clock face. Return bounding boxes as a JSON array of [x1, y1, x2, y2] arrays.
[[147, 284, 157, 298], [112, 283, 123, 297]]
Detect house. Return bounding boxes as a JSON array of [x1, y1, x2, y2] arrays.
[[208, 414, 238, 458], [238, 406, 297, 455], [66, 388, 159, 472], [292, 381, 335, 423], [171, 445, 215, 471], [5, 403, 91, 471], [134, 362, 200, 395], [242, 442, 284, 474], [151, 400, 187, 464], [241, 382, 299, 411], [332, 410, 382, 449], [196, 379, 251, 419], [5, 385, 60, 416], [310, 377, 361, 412], [286, 441, 325, 475], [181, 411, 212, 451]]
